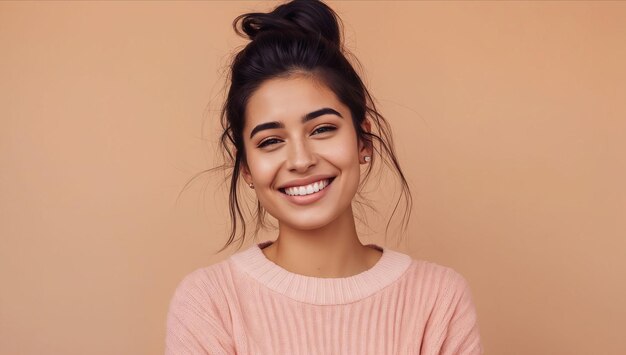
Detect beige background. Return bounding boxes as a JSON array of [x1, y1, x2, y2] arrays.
[[1, 1, 625, 354]]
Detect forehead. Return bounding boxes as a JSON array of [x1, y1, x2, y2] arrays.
[[244, 75, 345, 127]]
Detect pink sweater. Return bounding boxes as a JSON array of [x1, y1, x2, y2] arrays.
[[165, 241, 483, 354]]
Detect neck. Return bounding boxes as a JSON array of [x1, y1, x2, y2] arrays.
[[261, 207, 382, 278]]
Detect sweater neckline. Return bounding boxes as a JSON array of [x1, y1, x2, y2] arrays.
[[229, 240, 412, 305]]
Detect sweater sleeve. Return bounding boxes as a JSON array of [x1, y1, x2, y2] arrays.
[[165, 269, 235, 355], [423, 267, 483, 355]]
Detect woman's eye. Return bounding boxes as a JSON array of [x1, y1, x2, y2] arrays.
[[258, 138, 282, 148], [312, 126, 336, 135]]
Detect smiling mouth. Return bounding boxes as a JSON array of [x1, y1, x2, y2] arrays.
[[279, 177, 336, 196]]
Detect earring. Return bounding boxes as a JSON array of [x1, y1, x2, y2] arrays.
[[364, 156, 371, 163], [248, 182, 254, 189]]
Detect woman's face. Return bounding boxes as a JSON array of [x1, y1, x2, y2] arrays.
[[241, 75, 371, 230]]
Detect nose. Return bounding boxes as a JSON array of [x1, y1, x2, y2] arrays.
[[286, 138, 316, 173]]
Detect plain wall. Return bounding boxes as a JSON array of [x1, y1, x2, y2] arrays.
[[1, 1, 625, 354]]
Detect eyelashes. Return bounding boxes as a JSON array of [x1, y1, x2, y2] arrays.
[[258, 138, 282, 148], [257, 125, 337, 148], [312, 126, 335, 135]]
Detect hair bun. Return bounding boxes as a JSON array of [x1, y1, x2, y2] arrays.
[[234, 0, 342, 47]]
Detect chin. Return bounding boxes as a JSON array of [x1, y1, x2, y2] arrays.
[[287, 220, 332, 231], [274, 209, 343, 231]]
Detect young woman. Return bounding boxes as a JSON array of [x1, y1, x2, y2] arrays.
[[166, 1, 482, 354]]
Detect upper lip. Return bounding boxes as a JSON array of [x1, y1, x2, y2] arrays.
[[277, 175, 336, 190]]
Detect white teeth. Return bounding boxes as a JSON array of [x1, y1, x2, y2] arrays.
[[284, 179, 331, 196]]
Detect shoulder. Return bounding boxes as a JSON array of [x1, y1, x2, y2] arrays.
[[406, 258, 471, 285], [402, 257, 474, 302], [401, 258, 482, 352], [165, 260, 237, 353], [171, 259, 232, 293], [167, 259, 234, 313]]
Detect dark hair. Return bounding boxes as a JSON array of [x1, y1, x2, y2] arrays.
[[182, 0, 412, 253]]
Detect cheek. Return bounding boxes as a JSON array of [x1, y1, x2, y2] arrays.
[[320, 132, 360, 166], [247, 151, 281, 184]]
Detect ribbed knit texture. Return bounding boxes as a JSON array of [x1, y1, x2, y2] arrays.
[[165, 241, 483, 354]]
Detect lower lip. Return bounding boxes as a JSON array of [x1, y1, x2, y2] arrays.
[[280, 179, 333, 206]]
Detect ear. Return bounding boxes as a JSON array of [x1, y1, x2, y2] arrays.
[[240, 161, 253, 185], [358, 119, 373, 162]]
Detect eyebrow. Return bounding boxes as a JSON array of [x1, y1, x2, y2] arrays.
[[249, 107, 343, 139]]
